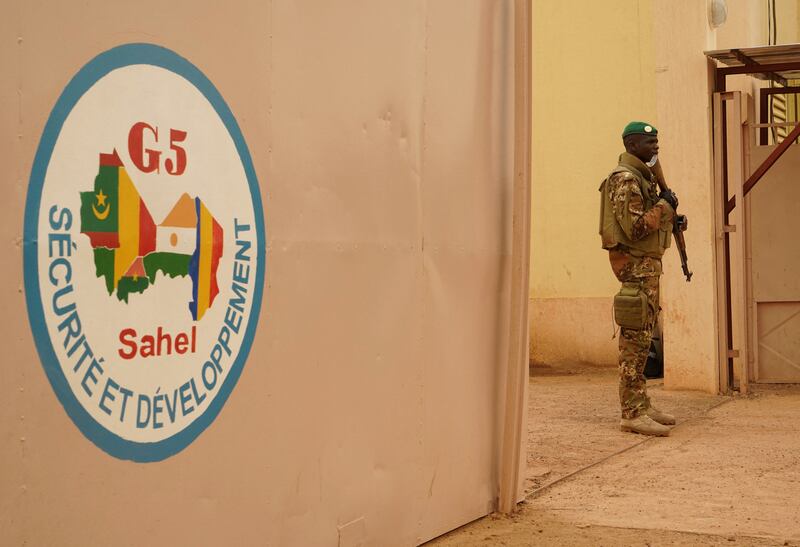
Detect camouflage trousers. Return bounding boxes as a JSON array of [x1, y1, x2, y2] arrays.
[[617, 274, 660, 419]]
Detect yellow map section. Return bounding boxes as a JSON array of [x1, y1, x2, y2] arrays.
[[196, 201, 214, 318], [113, 168, 142, 288]]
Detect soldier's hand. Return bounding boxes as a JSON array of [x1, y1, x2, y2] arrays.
[[659, 189, 679, 210]]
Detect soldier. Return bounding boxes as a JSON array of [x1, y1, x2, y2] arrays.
[[599, 121, 679, 436]]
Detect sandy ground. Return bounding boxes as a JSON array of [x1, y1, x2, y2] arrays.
[[428, 364, 800, 546]]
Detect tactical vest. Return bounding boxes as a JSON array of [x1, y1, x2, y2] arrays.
[[598, 158, 671, 258]]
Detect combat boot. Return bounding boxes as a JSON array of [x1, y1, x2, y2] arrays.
[[620, 414, 671, 436], [646, 406, 676, 425]]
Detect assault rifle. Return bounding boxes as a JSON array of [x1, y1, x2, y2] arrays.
[[651, 160, 693, 282]]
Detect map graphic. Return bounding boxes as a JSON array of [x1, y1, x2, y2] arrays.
[[80, 150, 223, 320]]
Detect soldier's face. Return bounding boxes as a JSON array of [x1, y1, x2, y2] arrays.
[[632, 135, 659, 163]]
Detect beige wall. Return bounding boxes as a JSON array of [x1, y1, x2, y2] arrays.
[[653, 0, 786, 392], [775, 0, 799, 43], [2, 1, 523, 545], [652, 0, 724, 393], [531, 0, 656, 366]]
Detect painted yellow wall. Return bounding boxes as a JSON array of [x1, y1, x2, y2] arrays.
[[531, 0, 656, 300], [530, 0, 657, 366]]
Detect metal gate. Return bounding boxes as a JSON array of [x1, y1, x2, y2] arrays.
[[749, 144, 800, 382], [712, 89, 800, 388], [707, 44, 800, 391]]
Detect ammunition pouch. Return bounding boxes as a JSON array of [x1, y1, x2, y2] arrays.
[[614, 282, 648, 330]]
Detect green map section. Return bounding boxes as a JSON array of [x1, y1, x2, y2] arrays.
[[93, 248, 115, 294], [118, 276, 149, 303], [80, 165, 119, 233], [92, 249, 191, 303], [143, 252, 191, 282]]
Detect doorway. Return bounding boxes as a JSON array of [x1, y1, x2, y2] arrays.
[[708, 45, 800, 390]]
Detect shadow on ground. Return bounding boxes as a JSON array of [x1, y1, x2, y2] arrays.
[[429, 363, 800, 546], [524, 361, 725, 495]]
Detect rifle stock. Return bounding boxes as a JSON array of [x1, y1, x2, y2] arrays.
[[651, 160, 693, 282]]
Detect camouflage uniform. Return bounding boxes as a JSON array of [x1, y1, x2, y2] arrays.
[[606, 163, 673, 419]]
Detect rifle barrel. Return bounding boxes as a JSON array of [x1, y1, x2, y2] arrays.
[[654, 160, 693, 282]]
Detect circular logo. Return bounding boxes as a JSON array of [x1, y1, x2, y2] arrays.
[[23, 44, 265, 462]]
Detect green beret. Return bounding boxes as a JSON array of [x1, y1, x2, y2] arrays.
[[622, 121, 658, 138]]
